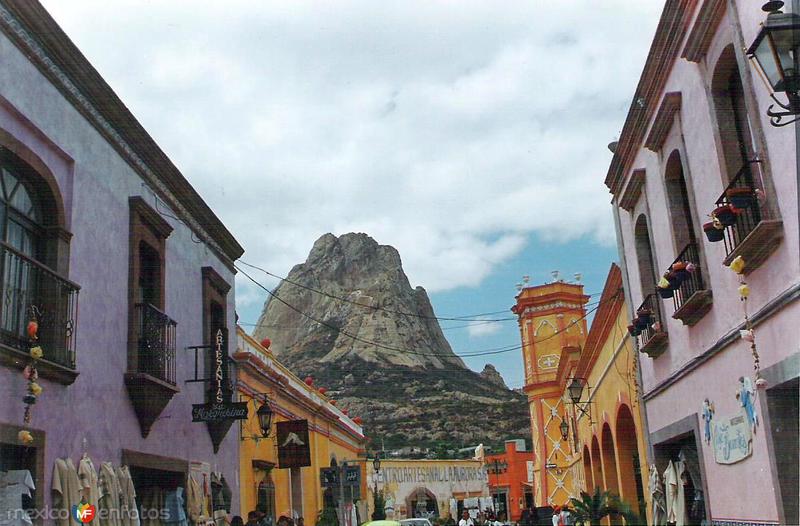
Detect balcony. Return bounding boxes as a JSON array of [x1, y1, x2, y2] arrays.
[[125, 302, 178, 438], [715, 164, 782, 274], [634, 293, 668, 358], [0, 242, 80, 384], [669, 243, 713, 326]]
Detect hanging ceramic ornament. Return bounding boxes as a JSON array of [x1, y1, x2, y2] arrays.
[[17, 430, 33, 445]]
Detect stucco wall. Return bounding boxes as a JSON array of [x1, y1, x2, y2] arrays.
[[0, 23, 240, 514]]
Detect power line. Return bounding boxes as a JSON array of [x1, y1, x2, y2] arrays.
[[235, 263, 617, 359], [238, 259, 601, 323]]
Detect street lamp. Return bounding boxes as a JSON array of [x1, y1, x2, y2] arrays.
[[567, 378, 584, 404], [257, 400, 274, 438], [373, 453, 382, 474], [559, 420, 569, 442], [566, 377, 593, 424], [747, 1, 800, 126]]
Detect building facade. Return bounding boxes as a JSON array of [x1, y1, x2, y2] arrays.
[[366, 459, 490, 521], [484, 439, 534, 523], [605, 1, 799, 524], [0, 0, 245, 524], [233, 329, 367, 523], [512, 281, 590, 508]]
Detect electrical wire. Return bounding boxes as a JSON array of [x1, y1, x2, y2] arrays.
[[238, 258, 601, 323], [235, 263, 619, 359]]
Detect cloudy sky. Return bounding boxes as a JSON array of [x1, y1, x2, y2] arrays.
[[41, 0, 663, 389]]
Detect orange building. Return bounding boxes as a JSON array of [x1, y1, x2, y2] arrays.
[[512, 280, 590, 507], [484, 439, 534, 522]]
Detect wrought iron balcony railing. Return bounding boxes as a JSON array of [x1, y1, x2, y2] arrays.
[[671, 243, 704, 311], [715, 163, 762, 257], [134, 302, 177, 385], [0, 242, 79, 369], [636, 293, 668, 358]]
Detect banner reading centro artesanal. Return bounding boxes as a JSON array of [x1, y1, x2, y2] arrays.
[[276, 420, 311, 468]]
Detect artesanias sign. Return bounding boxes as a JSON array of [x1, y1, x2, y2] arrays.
[[192, 327, 248, 423], [277, 420, 311, 468]]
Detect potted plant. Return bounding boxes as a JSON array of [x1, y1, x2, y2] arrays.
[[627, 324, 642, 337], [569, 488, 640, 526], [704, 221, 724, 242], [657, 286, 674, 299], [671, 261, 690, 282], [712, 204, 737, 226], [726, 187, 755, 209], [636, 307, 653, 326]]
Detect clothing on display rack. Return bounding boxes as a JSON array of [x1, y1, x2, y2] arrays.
[[139, 486, 166, 526], [187, 475, 204, 525], [79, 455, 101, 508], [0, 470, 35, 526], [99, 462, 122, 526], [164, 487, 189, 526], [53, 458, 82, 526], [116, 466, 140, 526], [649, 464, 666, 526]]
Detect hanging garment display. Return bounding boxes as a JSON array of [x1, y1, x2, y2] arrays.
[[663, 461, 677, 526], [53, 458, 82, 526], [219, 476, 231, 514], [673, 460, 687, 526], [648, 465, 666, 526], [116, 466, 140, 526], [187, 475, 204, 525], [0, 470, 35, 526], [98, 462, 122, 526], [164, 487, 189, 526], [139, 487, 165, 526], [78, 455, 101, 508]]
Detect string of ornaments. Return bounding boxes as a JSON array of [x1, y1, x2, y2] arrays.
[[19, 309, 43, 445], [729, 255, 767, 389]]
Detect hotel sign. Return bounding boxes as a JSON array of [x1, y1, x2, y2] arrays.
[[713, 412, 752, 464], [192, 327, 248, 423], [277, 420, 311, 468]]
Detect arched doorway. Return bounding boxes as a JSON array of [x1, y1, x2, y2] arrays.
[[600, 424, 619, 495], [616, 405, 647, 520], [405, 487, 439, 518], [590, 436, 604, 493], [582, 445, 593, 491]]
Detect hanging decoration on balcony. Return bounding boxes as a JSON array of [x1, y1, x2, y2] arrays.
[[729, 256, 766, 391], [19, 309, 43, 445]]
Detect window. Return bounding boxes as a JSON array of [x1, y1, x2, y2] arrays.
[[633, 215, 657, 300], [202, 266, 231, 401], [0, 147, 77, 376], [258, 475, 277, 520]]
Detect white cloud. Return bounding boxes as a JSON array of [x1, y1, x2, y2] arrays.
[[40, 0, 662, 312], [466, 319, 503, 339]]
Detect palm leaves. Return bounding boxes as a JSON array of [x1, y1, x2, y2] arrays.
[[568, 488, 642, 526]]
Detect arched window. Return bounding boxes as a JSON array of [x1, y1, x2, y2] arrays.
[[664, 151, 696, 252], [634, 215, 657, 299], [0, 147, 76, 372], [258, 475, 276, 521], [712, 45, 757, 182]]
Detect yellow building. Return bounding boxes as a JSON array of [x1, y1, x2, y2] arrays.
[[567, 264, 650, 522], [233, 328, 367, 522], [513, 279, 590, 507], [513, 266, 651, 520]]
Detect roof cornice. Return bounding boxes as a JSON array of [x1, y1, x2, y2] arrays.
[[605, 0, 697, 196], [0, 0, 244, 265]]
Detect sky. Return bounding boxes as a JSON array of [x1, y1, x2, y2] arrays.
[[41, 0, 663, 390]]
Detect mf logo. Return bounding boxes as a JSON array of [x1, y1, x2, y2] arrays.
[[71, 502, 96, 523]]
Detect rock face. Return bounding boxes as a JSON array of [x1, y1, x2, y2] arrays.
[[253, 233, 530, 451]]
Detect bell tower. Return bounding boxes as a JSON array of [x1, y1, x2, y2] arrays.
[[512, 274, 589, 507]]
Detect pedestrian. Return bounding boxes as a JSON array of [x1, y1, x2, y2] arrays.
[[296, 518, 304, 526], [231, 517, 244, 526], [246, 512, 261, 526], [551, 506, 560, 526], [559, 507, 572, 526], [459, 511, 474, 526]]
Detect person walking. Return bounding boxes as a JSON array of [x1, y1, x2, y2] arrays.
[[551, 507, 560, 526], [459, 511, 474, 526]]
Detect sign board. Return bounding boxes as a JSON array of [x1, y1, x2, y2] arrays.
[[526, 461, 534, 482], [191, 327, 248, 422], [713, 412, 753, 464], [277, 420, 311, 468], [321, 466, 361, 487], [544, 463, 557, 469]]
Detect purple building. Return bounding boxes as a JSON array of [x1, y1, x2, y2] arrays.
[[0, 0, 244, 523], [606, 1, 798, 524]]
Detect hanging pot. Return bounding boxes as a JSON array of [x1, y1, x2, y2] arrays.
[[665, 272, 682, 290], [725, 187, 755, 209], [671, 262, 690, 282], [636, 307, 653, 326], [633, 316, 648, 330], [658, 287, 674, 299], [627, 324, 642, 337], [703, 222, 724, 242], [712, 205, 737, 226]]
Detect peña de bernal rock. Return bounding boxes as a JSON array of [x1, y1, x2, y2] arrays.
[[253, 232, 530, 453]]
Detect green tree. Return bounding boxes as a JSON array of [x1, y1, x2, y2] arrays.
[[315, 507, 339, 526], [569, 488, 642, 526], [372, 491, 387, 521]]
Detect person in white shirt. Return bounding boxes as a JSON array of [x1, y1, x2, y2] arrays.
[[458, 511, 474, 526]]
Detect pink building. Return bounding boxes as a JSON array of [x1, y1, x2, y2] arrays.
[[605, 1, 798, 525]]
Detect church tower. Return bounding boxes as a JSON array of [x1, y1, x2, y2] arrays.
[[512, 275, 589, 507]]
